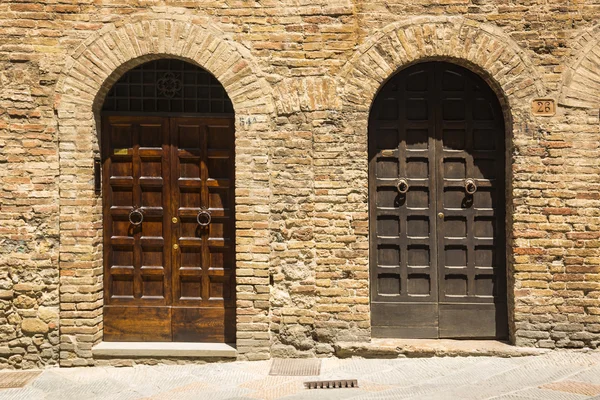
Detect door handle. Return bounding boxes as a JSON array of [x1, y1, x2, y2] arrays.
[[465, 179, 477, 195], [128, 208, 143, 226], [396, 178, 409, 194], [197, 208, 211, 227]]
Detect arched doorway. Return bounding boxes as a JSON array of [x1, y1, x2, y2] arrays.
[[368, 61, 508, 339], [101, 59, 236, 343]]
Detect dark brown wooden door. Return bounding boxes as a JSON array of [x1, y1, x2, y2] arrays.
[[369, 62, 507, 339], [102, 115, 235, 343]]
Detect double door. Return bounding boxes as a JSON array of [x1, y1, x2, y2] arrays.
[[102, 115, 235, 343], [369, 62, 507, 339]]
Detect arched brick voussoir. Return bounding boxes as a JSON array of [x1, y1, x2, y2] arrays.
[[53, 13, 275, 366], [559, 24, 600, 110], [337, 16, 545, 113], [55, 18, 275, 117]]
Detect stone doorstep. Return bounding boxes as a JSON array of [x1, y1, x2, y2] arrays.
[[334, 339, 550, 359], [91, 342, 237, 358]]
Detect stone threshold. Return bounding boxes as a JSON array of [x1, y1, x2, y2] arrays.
[[92, 342, 237, 358], [334, 339, 549, 358]]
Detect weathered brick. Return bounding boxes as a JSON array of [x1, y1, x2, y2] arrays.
[[2, 1, 600, 370]]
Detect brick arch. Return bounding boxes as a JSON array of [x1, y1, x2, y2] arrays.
[[56, 19, 274, 116], [54, 17, 274, 366], [331, 16, 545, 345], [559, 24, 600, 110], [338, 16, 545, 115]]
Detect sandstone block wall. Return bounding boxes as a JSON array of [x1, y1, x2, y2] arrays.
[[1, 0, 600, 368]]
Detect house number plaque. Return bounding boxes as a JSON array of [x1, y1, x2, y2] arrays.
[[531, 99, 556, 116]]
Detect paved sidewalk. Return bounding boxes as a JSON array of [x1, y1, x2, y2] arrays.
[[2, 351, 600, 400]]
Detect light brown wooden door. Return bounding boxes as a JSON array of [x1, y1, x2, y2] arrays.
[[102, 115, 235, 343], [170, 117, 236, 342], [369, 62, 507, 339]]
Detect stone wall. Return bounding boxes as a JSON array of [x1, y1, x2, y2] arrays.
[[0, 7, 60, 367], [1, 0, 600, 368]]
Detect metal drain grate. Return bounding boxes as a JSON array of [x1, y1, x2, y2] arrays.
[[269, 359, 321, 376], [304, 379, 359, 389], [0, 371, 41, 389]]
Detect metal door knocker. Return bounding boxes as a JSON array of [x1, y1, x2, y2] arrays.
[[129, 208, 144, 226], [396, 179, 409, 194], [197, 208, 212, 227], [465, 179, 477, 195]]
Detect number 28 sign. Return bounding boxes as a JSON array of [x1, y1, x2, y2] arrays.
[[531, 98, 556, 116]]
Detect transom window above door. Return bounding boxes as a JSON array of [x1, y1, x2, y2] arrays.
[[102, 59, 234, 114]]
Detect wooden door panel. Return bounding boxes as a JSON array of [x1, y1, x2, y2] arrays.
[[171, 120, 206, 307], [103, 116, 171, 310], [172, 308, 236, 343], [439, 303, 508, 338], [170, 118, 235, 330], [436, 63, 506, 332], [106, 126, 136, 302], [371, 303, 438, 339], [435, 63, 506, 337], [369, 62, 506, 339], [370, 66, 437, 316], [104, 115, 235, 343], [206, 122, 235, 309], [104, 306, 171, 342], [170, 117, 236, 342], [103, 116, 172, 341]]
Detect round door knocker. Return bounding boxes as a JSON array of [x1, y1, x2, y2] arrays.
[[465, 179, 477, 195], [196, 209, 212, 227], [128, 208, 144, 226], [396, 178, 409, 194]]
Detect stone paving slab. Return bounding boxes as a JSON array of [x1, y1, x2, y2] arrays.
[[1, 352, 600, 400], [0, 371, 41, 389]]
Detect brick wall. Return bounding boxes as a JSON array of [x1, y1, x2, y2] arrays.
[[1, 1, 600, 368]]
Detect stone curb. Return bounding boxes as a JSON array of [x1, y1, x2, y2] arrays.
[[334, 339, 550, 359]]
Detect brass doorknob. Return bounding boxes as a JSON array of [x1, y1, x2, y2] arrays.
[[438, 212, 444, 219], [172, 217, 178, 224], [173, 244, 179, 250]]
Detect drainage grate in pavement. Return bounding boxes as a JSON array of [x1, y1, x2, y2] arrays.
[[541, 381, 600, 396], [305, 379, 359, 389], [269, 358, 321, 376], [0, 371, 41, 389]]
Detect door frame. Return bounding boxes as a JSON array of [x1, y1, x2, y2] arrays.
[[367, 60, 511, 340], [56, 22, 277, 364]]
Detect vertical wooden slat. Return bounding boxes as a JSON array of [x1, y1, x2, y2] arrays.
[[102, 116, 113, 307], [200, 123, 210, 304], [398, 72, 408, 297], [103, 116, 172, 341], [132, 123, 142, 300], [465, 71, 476, 299]]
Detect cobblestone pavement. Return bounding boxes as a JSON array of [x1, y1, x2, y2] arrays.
[[2, 352, 600, 400]]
